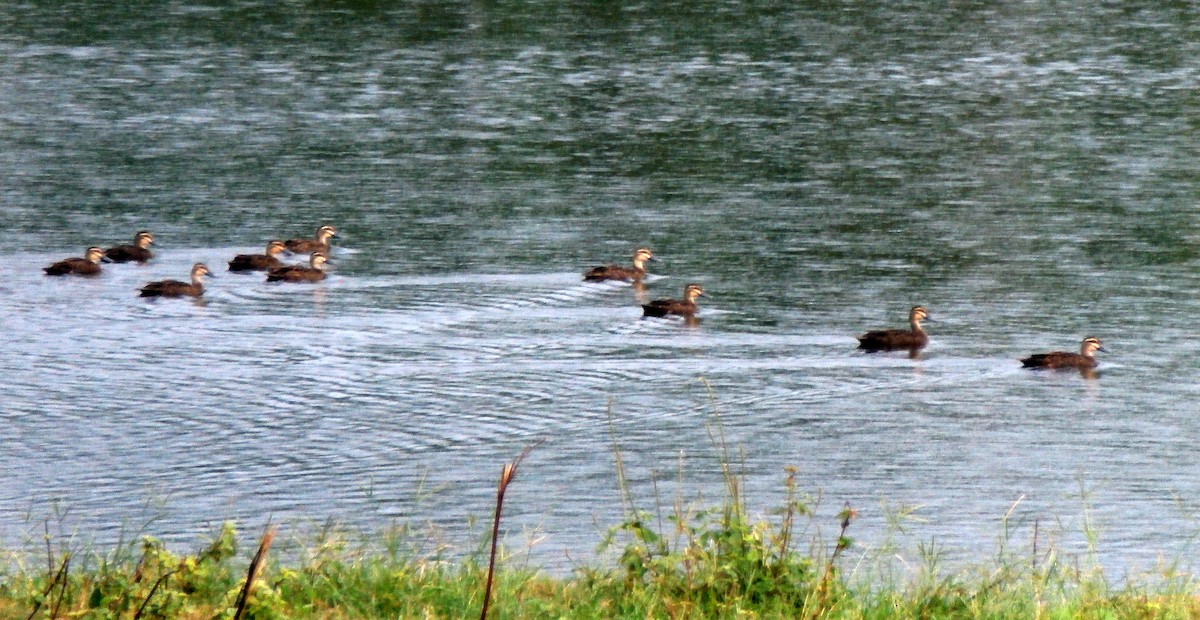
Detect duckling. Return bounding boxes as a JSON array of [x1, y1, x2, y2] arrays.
[[267, 252, 329, 282], [228, 240, 288, 272], [139, 263, 214, 297], [284, 225, 337, 254], [44, 247, 110, 276], [642, 283, 706, 318], [1021, 337, 1106, 370], [584, 248, 656, 282], [105, 230, 155, 263], [857, 306, 931, 352]]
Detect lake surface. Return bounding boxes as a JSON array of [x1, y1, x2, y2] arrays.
[[4, 1, 1200, 576]]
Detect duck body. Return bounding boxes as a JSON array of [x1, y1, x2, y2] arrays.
[[105, 231, 155, 263], [642, 283, 705, 318], [267, 252, 329, 282], [45, 258, 103, 276], [229, 241, 287, 272], [285, 225, 337, 254], [857, 329, 928, 351], [857, 306, 931, 352], [284, 239, 330, 255], [140, 263, 213, 297], [229, 253, 282, 272], [45, 247, 110, 276], [1022, 337, 1105, 370], [584, 248, 655, 282], [106, 245, 152, 263], [584, 265, 647, 282], [139, 279, 202, 297], [267, 266, 327, 282]]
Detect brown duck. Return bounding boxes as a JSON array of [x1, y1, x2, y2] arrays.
[[140, 263, 214, 297], [1021, 337, 1106, 370], [44, 247, 110, 276], [285, 225, 337, 254], [267, 252, 329, 282], [105, 230, 155, 263], [229, 240, 288, 272], [857, 306, 931, 352], [642, 283, 706, 318], [584, 248, 656, 282]]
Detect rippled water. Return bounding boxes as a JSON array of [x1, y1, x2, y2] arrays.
[[4, 2, 1200, 575]]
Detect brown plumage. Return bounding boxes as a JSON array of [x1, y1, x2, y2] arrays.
[[584, 248, 655, 282], [284, 225, 337, 254], [642, 283, 706, 318], [1021, 337, 1106, 370], [857, 306, 931, 352], [229, 240, 287, 272], [267, 252, 329, 282], [140, 263, 214, 297], [105, 231, 155, 263], [44, 247, 110, 276]]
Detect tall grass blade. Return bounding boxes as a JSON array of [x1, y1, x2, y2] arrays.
[[233, 525, 277, 620], [481, 440, 542, 620]]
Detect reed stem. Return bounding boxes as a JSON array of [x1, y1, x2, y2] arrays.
[[481, 441, 541, 620], [25, 553, 69, 620], [233, 525, 277, 620]]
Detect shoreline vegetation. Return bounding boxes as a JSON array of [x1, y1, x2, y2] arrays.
[[6, 429, 1200, 619]]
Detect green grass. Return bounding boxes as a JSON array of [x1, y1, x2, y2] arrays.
[[6, 496, 1200, 620], [4, 489, 1200, 619], [5, 415, 1200, 619]]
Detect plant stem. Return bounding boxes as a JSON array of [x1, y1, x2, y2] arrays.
[[481, 441, 542, 620], [233, 525, 277, 620]]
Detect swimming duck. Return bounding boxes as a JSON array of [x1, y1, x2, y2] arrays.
[[228, 240, 288, 272], [267, 252, 329, 282], [44, 247, 110, 276], [1021, 337, 1106, 370], [642, 283, 705, 318], [584, 248, 656, 282], [857, 306, 931, 352], [105, 230, 155, 263], [139, 263, 214, 297], [285, 225, 337, 254]]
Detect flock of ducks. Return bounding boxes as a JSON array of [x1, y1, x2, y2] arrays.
[[583, 248, 707, 319], [855, 305, 1104, 371], [584, 248, 1106, 373], [43, 226, 338, 297], [43, 236, 1106, 373]]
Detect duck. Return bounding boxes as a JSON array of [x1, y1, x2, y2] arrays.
[[285, 225, 337, 254], [642, 283, 706, 318], [228, 240, 288, 272], [104, 230, 155, 263], [857, 306, 931, 352], [267, 252, 329, 282], [139, 263, 214, 297], [1021, 337, 1106, 370], [44, 247, 111, 276], [584, 248, 656, 282]]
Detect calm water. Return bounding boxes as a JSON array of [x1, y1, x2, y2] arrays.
[[4, 1, 1200, 575]]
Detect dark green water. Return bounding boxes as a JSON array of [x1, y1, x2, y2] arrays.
[[4, 2, 1200, 574]]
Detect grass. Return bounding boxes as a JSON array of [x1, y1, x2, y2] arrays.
[[7, 498, 1200, 619], [4, 490, 1200, 619], [5, 413, 1200, 619]]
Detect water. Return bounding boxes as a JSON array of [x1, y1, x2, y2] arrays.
[[4, 1, 1200, 576]]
